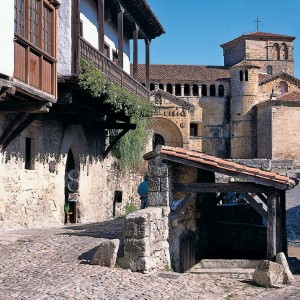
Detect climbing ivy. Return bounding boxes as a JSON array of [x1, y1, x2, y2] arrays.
[[79, 59, 154, 171]]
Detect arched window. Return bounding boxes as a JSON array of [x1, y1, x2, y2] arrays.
[[279, 81, 288, 94], [245, 70, 248, 81], [150, 83, 155, 91], [282, 43, 288, 61], [175, 84, 181, 96], [266, 65, 273, 75], [166, 84, 173, 94], [239, 70, 243, 81], [184, 84, 190, 96], [210, 85, 216, 97], [273, 43, 280, 60], [201, 84, 207, 96], [192, 84, 199, 96], [159, 83, 164, 90], [153, 134, 165, 150], [218, 85, 224, 97]]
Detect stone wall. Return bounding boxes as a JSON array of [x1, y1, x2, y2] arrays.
[[120, 206, 170, 273], [0, 115, 142, 230]]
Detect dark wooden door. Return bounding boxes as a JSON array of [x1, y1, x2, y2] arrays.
[[180, 234, 195, 272]]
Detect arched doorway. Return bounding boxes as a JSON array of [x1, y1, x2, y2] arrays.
[[153, 134, 165, 149], [65, 147, 80, 224]]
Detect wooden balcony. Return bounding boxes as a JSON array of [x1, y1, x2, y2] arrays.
[[78, 36, 149, 100]]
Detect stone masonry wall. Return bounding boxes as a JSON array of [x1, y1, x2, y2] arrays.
[[121, 206, 170, 273], [0, 115, 142, 230]]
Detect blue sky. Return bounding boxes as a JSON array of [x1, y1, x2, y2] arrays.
[[138, 0, 300, 78]]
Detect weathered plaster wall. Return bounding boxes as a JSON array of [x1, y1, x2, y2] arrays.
[[0, 0, 14, 77], [0, 117, 141, 230], [57, 0, 72, 76]]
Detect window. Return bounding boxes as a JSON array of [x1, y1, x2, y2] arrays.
[[184, 84, 190, 96], [153, 134, 165, 149], [239, 70, 243, 81], [245, 70, 248, 81], [192, 84, 199, 96], [201, 84, 207, 96], [14, 0, 58, 95], [159, 83, 164, 90], [104, 43, 110, 59], [273, 43, 280, 60], [267, 65, 273, 75], [113, 50, 118, 64], [150, 83, 155, 91], [218, 85, 224, 97], [279, 81, 288, 94], [175, 84, 181, 96], [282, 43, 288, 60], [166, 84, 173, 94], [25, 137, 35, 170], [210, 85, 216, 97], [190, 123, 198, 137]]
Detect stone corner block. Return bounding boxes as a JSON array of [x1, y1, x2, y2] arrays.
[[90, 239, 120, 268], [276, 252, 295, 284]]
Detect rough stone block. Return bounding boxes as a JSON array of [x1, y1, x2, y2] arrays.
[[124, 216, 150, 239], [90, 239, 120, 268], [253, 260, 285, 288], [148, 192, 168, 207], [148, 177, 160, 192], [124, 237, 150, 258], [276, 252, 295, 284], [148, 163, 168, 177], [160, 177, 169, 192]]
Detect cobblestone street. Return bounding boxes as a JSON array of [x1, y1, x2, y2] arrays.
[[0, 219, 299, 300]]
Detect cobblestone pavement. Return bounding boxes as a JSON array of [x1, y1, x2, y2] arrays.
[[0, 219, 299, 300]]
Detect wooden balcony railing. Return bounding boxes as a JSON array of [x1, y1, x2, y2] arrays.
[[78, 36, 149, 100]]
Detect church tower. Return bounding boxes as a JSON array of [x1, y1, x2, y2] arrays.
[[221, 32, 295, 76]]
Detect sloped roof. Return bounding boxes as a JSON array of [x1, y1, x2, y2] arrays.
[[230, 60, 261, 69], [259, 72, 300, 87], [134, 64, 230, 82], [144, 146, 297, 190], [221, 31, 295, 48], [259, 73, 272, 84], [276, 90, 300, 102]]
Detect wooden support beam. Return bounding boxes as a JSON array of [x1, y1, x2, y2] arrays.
[[257, 193, 267, 205], [160, 154, 289, 190], [173, 182, 275, 194], [98, 0, 104, 54], [280, 191, 287, 255], [145, 39, 151, 90], [133, 26, 139, 80], [214, 192, 227, 205], [276, 193, 282, 253], [241, 193, 267, 220], [72, 0, 80, 74], [267, 192, 277, 260], [171, 192, 196, 215], [117, 8, 124, 69], [0, 102, 49, 113]]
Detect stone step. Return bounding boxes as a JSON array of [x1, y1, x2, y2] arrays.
[[196, 259, 261, 269], [191, 268, 254, 280]]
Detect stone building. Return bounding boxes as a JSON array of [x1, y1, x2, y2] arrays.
[[0, 0, 164, 230], [136, 31, 300, 160]]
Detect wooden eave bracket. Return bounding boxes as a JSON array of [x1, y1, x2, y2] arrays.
[[102, 123, 136, 158], [0, 113, 36, 151]]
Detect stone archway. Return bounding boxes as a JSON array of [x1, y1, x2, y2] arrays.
[[152, 117, 184, 148]]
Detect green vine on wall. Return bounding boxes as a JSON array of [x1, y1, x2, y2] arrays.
[[79, 59, 154, 171]]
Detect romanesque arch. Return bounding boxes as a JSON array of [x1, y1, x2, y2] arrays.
[[273, 43, 280, 60], [152, 117, 184, 148], [282, 43, 288, 60]]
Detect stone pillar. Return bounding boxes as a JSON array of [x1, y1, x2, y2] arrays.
[[181, 85, 184, 97], [198, 85, 202, 97], [163, 85, 167, 92], [172, 85, 175, 95], [190, 85, 193, 96], [155, 83, 159, 90], [148, 161, 169, 207]]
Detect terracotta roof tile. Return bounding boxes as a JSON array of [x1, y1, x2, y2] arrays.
[[276, 90, 300, 102], [133, 64, 230, 82], [146, 146, 297, 189]]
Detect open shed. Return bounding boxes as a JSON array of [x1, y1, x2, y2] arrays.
[[144, 146, 297, 272]]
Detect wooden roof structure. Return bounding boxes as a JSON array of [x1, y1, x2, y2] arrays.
[[145, 145, 298, 259]]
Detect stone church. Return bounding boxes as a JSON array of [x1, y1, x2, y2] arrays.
[[136, 31, 300, 160]]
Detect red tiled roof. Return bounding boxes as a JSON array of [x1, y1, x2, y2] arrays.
[[276, 90, 300, 102], [133, 64, 230, 82], [259, 72, 300, 87], [144, 146, 297, 190], [259, 73, 272, 84], [221, 31, 295, 47]]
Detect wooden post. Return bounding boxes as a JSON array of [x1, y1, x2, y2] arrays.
[[133, 26, 139, 80], [267, 192, 277, 260], [145, 38, 151, 90], [117, 8, 124, 69], [72, 0, 81, 74], [276, 191, 282, 253], [98, 0, 104, 54], [280, 191, 287, 255]]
